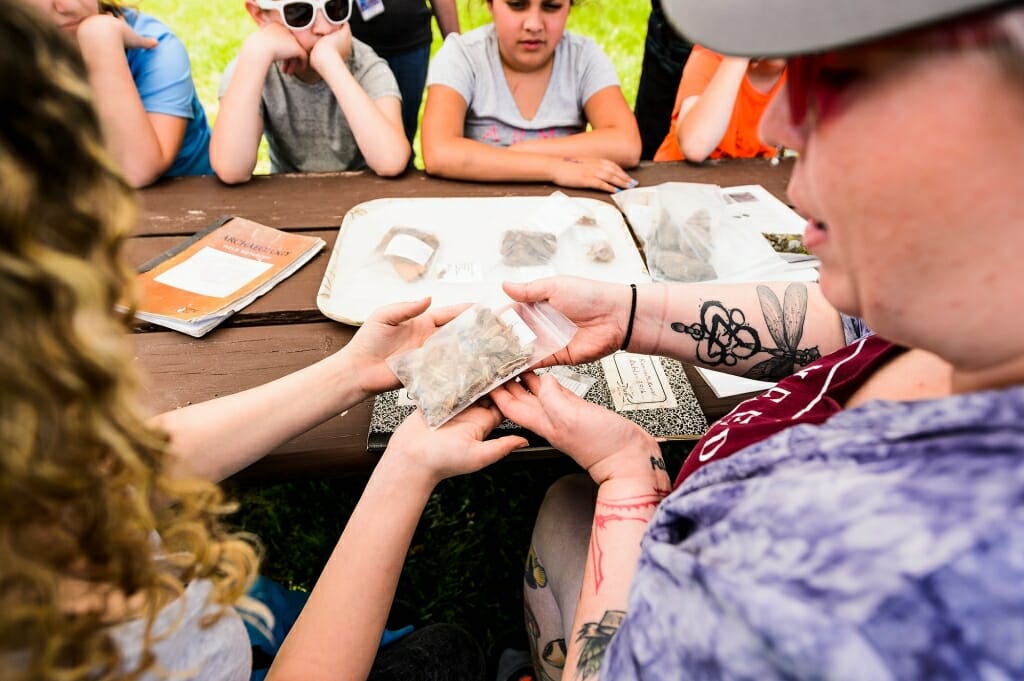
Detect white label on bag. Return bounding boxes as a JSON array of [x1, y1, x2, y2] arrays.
[[499, 309, 537, 346], [384, 234, 435, 265], [355, 0, 384, 21], [437, 263, 483, 283]]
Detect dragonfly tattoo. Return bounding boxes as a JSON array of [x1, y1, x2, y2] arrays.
[[670, 283, 821, 380]]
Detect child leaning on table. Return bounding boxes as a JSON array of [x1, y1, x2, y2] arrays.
[[420, 0, 642, 192], [654, 45, 786, 163], [24, 0, 213, 187], [210, 0, 410, 183]]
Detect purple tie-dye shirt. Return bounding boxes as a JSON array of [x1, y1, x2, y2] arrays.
[[605, 385, 1024, 680]]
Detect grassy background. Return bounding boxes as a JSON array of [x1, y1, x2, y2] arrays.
[[140, 0, 663, 667], [144, 0, 648, 171]]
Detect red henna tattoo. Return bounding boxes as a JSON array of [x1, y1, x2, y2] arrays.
[[589, 487, 669, 593]]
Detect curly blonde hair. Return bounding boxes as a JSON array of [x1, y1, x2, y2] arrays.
[[0, 2, 258, 679]]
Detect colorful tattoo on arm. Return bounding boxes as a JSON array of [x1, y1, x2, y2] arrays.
[[525, 545, 548, 589], [670, 283, 821, 380], [575, 611, 626, 680]]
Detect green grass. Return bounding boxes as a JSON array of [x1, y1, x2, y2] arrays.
[[138, 0, 657, 664], [141, 0, 648, 170]]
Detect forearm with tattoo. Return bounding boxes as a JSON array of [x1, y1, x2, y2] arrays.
[[671, 283, 821, 380]]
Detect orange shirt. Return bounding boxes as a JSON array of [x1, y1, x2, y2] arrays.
[[654, 46, 786, 162]]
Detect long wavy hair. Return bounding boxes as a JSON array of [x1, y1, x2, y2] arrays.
[[0, 2, 258, 679]]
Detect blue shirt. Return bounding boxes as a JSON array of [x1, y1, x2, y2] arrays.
[[124, 10, 212, 177], [606, 384, 1024, 680]]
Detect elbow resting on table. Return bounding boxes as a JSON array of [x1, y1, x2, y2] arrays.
[[421, 139, 458, 178], [212, 161, 254, 185], [679, 136, 715, 164], [120, 154, 167, 189], [368, 151, 410, 178]]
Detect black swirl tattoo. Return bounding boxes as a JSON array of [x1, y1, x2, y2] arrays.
[[670, 284, 822, 380]]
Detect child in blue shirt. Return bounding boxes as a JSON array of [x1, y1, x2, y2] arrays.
[[26, 0, 212, 186]]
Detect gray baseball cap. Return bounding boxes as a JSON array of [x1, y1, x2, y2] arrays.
[[662, 0, 1018, 56]]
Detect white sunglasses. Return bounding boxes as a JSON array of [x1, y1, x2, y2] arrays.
[[255, 0, 353, 30]]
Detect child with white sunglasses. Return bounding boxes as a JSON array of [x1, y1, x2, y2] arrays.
[[211, 0, 410, 183]]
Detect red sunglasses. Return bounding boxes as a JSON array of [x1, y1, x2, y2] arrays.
[[786, 12, 1009, 126]]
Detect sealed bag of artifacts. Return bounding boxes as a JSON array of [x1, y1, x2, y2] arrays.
[[375, 226, 440, 281], [388, 296, 577, 428]]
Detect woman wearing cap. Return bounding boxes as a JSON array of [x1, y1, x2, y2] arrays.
[[493, 0, 1024, 678]]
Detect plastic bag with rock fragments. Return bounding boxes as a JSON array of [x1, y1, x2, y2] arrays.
[[388, 295, 577, 428]]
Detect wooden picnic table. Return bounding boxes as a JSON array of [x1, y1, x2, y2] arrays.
[[130, 159, 795, 481]]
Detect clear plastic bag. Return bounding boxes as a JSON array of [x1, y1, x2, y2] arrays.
[[531, 191, 616, 266], [388, 295, 577, 428], [646, 184, 723, 282]]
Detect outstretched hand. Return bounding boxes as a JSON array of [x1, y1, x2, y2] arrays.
[[384, 402, 528, 485], [491, 372, 662, 485], [345, 298, 468, 397], [502, 276, 631, 368]]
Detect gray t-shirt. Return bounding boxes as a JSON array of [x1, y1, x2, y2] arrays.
[[426, 24, 620, 146], [220, 38, 401, 173], [110, 579, 250, 680]]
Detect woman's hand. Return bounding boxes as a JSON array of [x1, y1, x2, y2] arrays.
[[345, 298, 467, 397], [383, 402, 528, 485], [502, 276, 631, 367], [491, 372, 662, 485]]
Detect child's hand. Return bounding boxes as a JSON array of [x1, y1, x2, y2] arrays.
[[249, 22, 308, 76], [383, 403, 528, 485], [77, 14, 157, 50], [344, 297, 469, 398], [549, 156, 636, 193], [309, 23, 354, 74]]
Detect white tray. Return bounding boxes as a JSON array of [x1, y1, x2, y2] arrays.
[[317, 196, 650, 325]]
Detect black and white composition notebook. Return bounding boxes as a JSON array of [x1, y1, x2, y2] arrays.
[[367, 352, 709, 453]]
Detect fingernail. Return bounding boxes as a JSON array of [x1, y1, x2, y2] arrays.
[[627, 179, 639, 188]]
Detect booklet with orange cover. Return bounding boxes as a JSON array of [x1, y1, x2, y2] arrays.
[[133, 216, 325, 337]]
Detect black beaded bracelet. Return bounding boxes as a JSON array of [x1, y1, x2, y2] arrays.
[[621, 283, 637, 352]]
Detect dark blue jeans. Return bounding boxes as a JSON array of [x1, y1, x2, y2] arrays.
[[384, 44, 431, 146]]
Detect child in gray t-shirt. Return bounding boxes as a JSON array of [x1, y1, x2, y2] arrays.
[[211, 0, 410, 183], [421, 0, 642, 193]]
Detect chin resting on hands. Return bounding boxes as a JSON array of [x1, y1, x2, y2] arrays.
[[310, 24, 353, 70]]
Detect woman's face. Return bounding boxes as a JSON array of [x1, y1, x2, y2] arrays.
[[23, 0, 101, 34], [760, 43, 1024, 368], [489, 0, 570, 72]]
